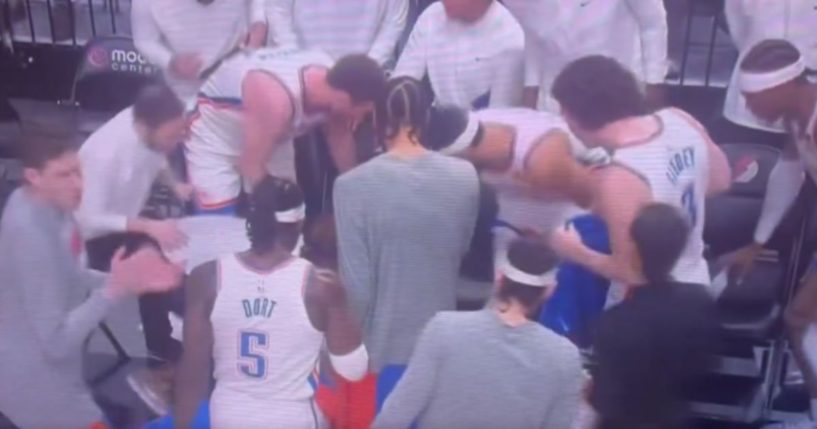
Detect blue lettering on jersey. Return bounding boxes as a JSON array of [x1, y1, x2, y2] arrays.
[[666, 147, 695, 185], [242, 298, 277, 319]]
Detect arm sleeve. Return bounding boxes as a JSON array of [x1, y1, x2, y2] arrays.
[[754, 156, 806, 244], [367, 0, 408, 66], [626, 0, 668, 84], [131, 0, 173, 69], [75, 159, 128, 238], [372, 317, 443, 429], [724, 0, 748, 52], [268, 0, 299, 49], [392, 10, 428, 80], [489, 45, 525, 107], [334, 177, 373, 325], [13, 223, 114, 362]]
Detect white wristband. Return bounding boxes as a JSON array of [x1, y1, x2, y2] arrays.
[[329, 343, 369, 382]]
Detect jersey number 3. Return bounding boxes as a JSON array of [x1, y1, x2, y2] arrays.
[[681, 184, 697, 227], [238, 331, 268, 379]]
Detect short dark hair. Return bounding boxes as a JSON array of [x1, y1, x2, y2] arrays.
[[246, 176, 304, 254], [424, 104, 471, 151], [21, 135, 76, 170], [497, 237, 559, 309], [374, 76, 432, 146], [327, 54, 386, 103], [741, 39, 803, 74], [630, 203, 690, 284], [552, 55, 649, 131], [132, 83, 184, 129]]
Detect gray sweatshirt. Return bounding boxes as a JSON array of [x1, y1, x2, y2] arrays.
[[334, 152, 479, 370], [0, 189, 114, 429], [373, 309, 584, 429]]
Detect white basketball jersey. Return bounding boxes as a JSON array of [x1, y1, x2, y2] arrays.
[[791, 101, 817, 183], [210, 254, 325, 429], [189, 48, 334, 156], [474, 108, 584, 234], [612, 109, 711, 287]]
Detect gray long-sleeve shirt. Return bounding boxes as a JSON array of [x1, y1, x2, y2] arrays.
[[373, 309, 584, 429], [0, 189, 113, 429], [334, 152, 479, 370]]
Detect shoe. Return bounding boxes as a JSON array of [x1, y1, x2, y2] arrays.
[[127, 365, 175, 416]]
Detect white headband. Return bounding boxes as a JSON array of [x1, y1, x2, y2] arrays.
[[440, 113, 480, 155], [276, 204, 306, 223], [497, 253, 557, 288], [739, 56, 806, 93]]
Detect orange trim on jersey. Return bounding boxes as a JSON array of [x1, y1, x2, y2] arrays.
[[196, 96, 243, 112], [196, 196, 239, 210], [88, 422, 110, 429]]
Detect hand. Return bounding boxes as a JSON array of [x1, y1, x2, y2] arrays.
[[727, 243, 763, 284], [107, 247, 182, 299], [169, 53, 203, 80], [645, 84, 667, 110], [144, 219, 188, 252], [244, 22, 268, 49], [548, 223, 583, 258], [174, 182, 195, 202]]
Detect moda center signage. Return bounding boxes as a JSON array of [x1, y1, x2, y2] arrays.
[[81, 36, 159, 77]]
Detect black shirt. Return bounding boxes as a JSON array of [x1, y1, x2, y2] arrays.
[[590, 281, 720, 429]]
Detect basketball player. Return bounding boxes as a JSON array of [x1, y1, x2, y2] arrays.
[[186, 47, 386, 214], [373, 237, 583, 429], [726, 40, 817, 429], [424, 105, 606, 232], [547, 56, 731, 304], [172, 176, 367, 429], [423, 105, 611, 342], [334, 77, 480, 417]]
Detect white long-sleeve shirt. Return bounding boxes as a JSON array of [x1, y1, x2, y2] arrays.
[[268, 0, 407, 66], [723, 0, 817, 132], [394, 1, 525, 109], [76, 107, 171, 240], [131, 0, 267, 101], [504, 0, 668, 112]]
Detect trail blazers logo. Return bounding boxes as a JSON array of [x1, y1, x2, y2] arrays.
[[733, 156, 759, 184]]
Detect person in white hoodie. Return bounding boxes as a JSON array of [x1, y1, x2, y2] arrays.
[[503, 0, 668, 112], [723, 0, 817, 135], [268, 0, 408, 67], [131, 0, 269, 103], [394, 0, 525, 109]]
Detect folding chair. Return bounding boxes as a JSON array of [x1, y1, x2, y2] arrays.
[[689, 143, 815, 424]]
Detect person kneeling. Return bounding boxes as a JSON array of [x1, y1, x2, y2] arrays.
[[373, 237, 584, 429]]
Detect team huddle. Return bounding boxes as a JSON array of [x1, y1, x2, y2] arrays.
[[172, 45, 722, 428], [2, 12, 817, 428]]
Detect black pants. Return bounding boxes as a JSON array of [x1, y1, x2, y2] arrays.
[[86, 232, 183, 363]]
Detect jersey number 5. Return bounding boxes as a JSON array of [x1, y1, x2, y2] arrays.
[[681, 184, 697, 227], [238, 331, 268, 379]]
